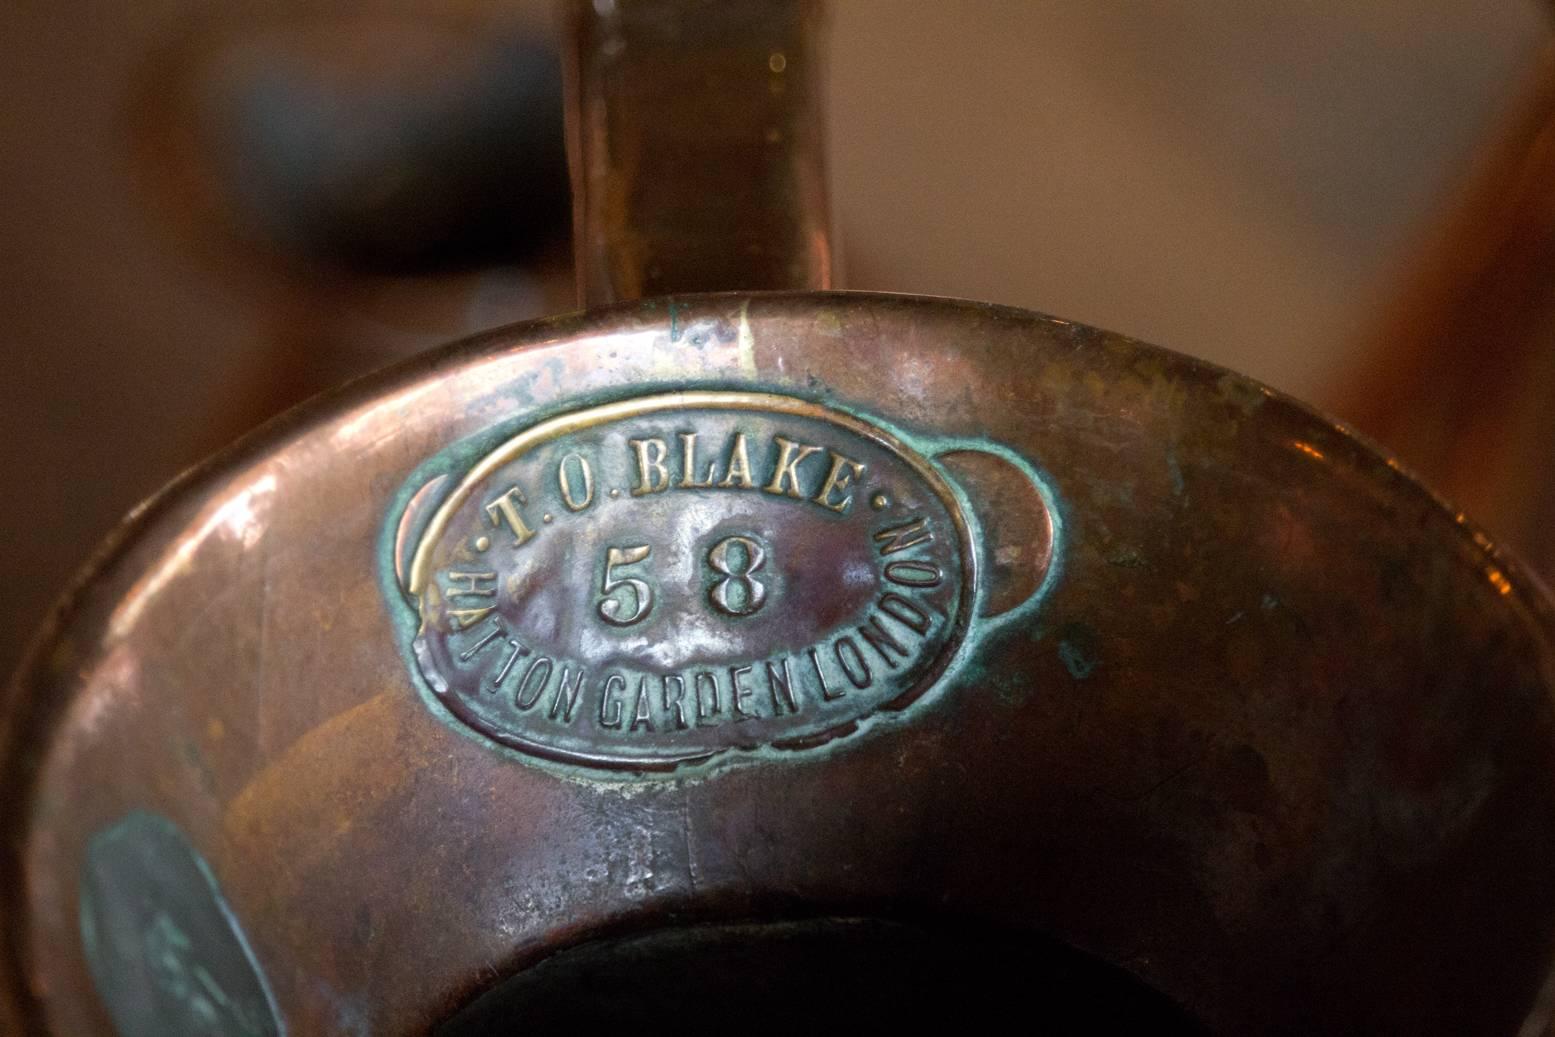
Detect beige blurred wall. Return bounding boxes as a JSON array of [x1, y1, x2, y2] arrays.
[[830, 1, 1547, 397], [0, 0, 1549, 679]]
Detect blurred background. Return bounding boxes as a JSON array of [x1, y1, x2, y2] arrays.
[[2, 0, 1553, 681]]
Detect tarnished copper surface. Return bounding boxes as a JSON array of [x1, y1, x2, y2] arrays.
[[6, 1, 1555, 1034], [3, 293, 1555, 1034]]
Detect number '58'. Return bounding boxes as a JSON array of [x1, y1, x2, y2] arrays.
[[597, 535, 769, 627]]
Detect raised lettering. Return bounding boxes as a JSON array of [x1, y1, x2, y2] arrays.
[[679, 432, 718, 488], [598, 545, 654, 626], [629, 438, 671, 495], [458, 619, 506, 661], [549, 667, 585, 723], [662, 675, 689, 731], [707, 535, 768, 617], [694, 671, 722, 727], [630, 676, 656, 732], [874, 516, 932, 555], [445, 572, 497, 597], [766, 658, 798, 715], [808, 646, 843, 701], [599, 674, 627, 729], [878, 592, 932, 634], [485, 486, 536, 546], [447, 606, 495, 631], [447, 573, 499, 630], [813, 452, 866, 512], [719, 433, 755, 488], [490, 638, 529, 689], [765, 436, 823, 498], [557, 453, 594, 511], [729, 665, 755, 720], [858, 615, 909, 667], [834, 636, 872, 689], [885, 559, 944, 587], [405, 390, 991, 770], [515, 656, 552, 710]]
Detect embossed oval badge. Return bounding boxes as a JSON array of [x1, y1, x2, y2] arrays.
[[389, 391, 1056, 771]]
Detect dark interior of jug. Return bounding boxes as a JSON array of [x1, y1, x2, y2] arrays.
[[437, 916, 1208, 1035]]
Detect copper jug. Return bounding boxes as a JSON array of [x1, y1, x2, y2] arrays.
[[4, 3, 1555, 1034]]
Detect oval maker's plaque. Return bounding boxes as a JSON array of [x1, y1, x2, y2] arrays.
[[397, 391, 1043, 770]]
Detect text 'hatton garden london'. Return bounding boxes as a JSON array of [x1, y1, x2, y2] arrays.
[[405, 393, 972, 769]]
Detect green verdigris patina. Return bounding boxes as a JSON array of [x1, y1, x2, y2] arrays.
[[80, 812, 282, 1037]]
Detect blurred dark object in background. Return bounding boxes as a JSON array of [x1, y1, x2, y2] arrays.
[[1, 0, 1551, 686], [152, 18, 567, 274]]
